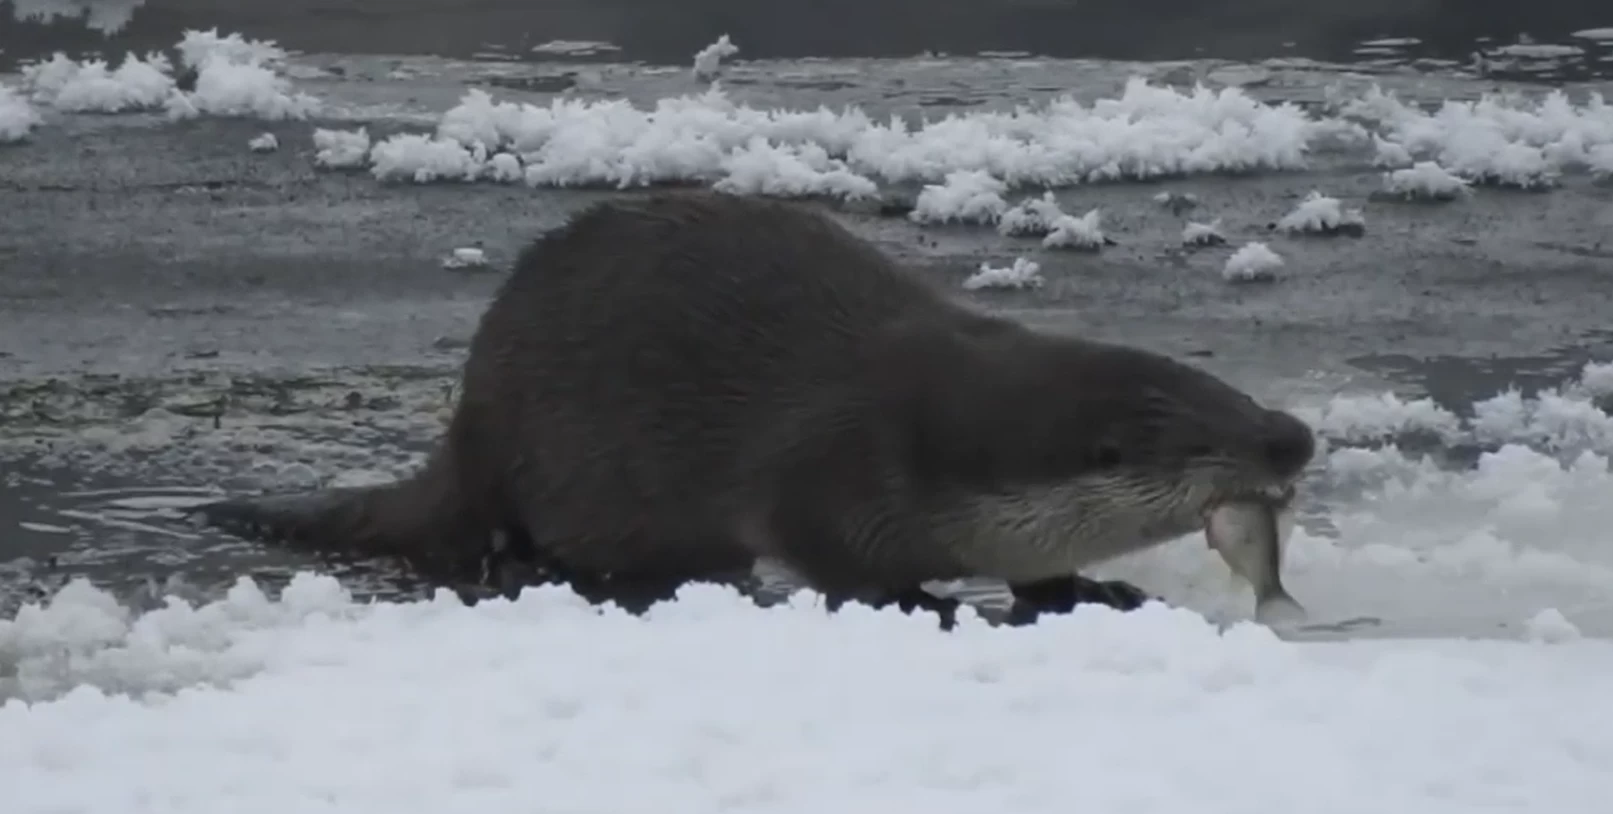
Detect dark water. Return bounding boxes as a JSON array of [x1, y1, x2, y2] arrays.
[[4, 0, 1613, 81]]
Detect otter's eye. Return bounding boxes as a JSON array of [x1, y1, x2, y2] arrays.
[[1092, 443, 1123, 467]]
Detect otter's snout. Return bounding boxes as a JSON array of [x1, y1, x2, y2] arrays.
[[1260, 409, 1317, 482]]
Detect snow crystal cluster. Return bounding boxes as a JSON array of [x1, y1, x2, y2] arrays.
[[0, 85, 42, 143], [1182, 218, 1226, 246], [1223, 241, 1284, 282], [1042, 209, 1108, 250], [693, 34, 739, 81], [1341, 85, 1613, 189], [1382, 161, 1473, 201], [247, 132, 278, 153], [910, 170, 1009, 224], [333, 77, 1332, 196], [997, 191, 1066, 236], [16, 28, 317, 121], [312, 127, 372, 169], [963, 257, 1044, 291], [1275, 190, 1366, 236]]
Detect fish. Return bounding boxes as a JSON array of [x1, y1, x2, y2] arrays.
[[1204, 499, 1308, 627]]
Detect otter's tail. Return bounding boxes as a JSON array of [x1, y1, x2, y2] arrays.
[[189, 453, 485, 584]]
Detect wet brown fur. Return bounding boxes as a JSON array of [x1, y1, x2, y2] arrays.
[[196, 192, 1316, 621]]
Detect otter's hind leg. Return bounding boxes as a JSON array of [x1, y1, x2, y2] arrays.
[[1003, 575, 1156, 626]]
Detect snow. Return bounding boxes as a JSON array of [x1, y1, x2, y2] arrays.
[[246, 132, 278, 153], [963, 257, 1044, 290], [441, 247, 489, 270], [2, 572, 1611, 814], [1275, 190, 1365, 236], [1182, 218, 1226, 246], [1382, 161, 1472, 201], [312, 127, 372, 169], [997, 191, 1066, 236], [693, 34, 739, 81], [1223, 241, 1284, 281], [6, 350, 1613, 814], [1042, 208, 1108, 250], [16, 29, 317, 121], [1340, 86, 1613, 189], [713, 138, 879, 200], [360, 78, 1330, 195], [910, 169, 1010, 224], [0, 85, 42, 144]]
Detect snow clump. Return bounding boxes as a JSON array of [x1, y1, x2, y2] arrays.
[[909, 170, 1009, 225], [693, 34, 739, 81], [997, 191, 1067, 236], [963, 257, 1045, 291], [1224, 241, 1284, 282], [0, 85, 42, 143], [1275, 190, 1366, 236], [1042, 209, 1108, 250], [1382, 161, 1472, 200]]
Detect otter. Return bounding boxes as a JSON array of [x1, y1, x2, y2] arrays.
[[194, 191, 1316, 628]]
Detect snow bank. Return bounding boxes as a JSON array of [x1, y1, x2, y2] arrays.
[[1182, 218, 1226, 246], [17, 29, 317, 121], [1, 571, 1609, 813], [0, 85, 42, 143]]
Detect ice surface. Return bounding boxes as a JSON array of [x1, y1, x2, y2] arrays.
[[8, 0, 144, 33], [1, 573, 1610, 813]]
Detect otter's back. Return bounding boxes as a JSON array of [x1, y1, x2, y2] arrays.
[[458, 193, 957, 545]]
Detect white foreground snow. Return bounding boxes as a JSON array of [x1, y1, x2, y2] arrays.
[[5, 366, 1613, 812], [1, 574, 1610, 814]]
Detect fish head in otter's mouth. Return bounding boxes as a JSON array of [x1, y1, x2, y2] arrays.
[[1060, 356, 1319, 536]]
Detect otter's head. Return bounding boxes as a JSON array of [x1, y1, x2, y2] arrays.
[[1036, 344, 1317, 538], [892, 320, 1317, 553]]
